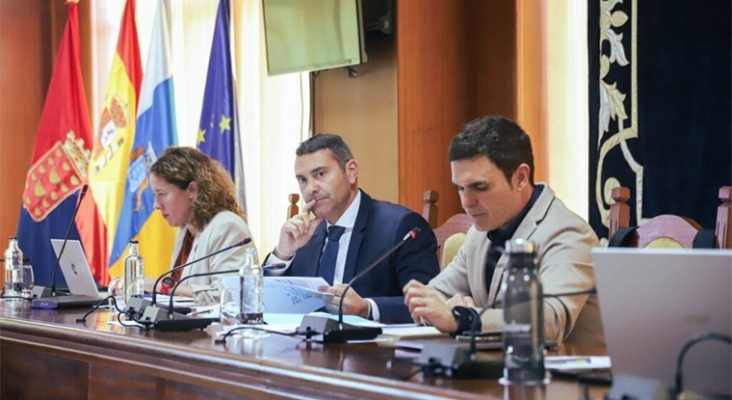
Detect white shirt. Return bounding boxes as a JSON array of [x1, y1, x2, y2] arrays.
[[269, 191, 382, 320]]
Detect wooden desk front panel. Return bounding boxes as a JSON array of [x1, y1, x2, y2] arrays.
[[0, 304, 607, 399]]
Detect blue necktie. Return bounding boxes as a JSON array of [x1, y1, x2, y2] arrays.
[[318, 226, 345, 285]]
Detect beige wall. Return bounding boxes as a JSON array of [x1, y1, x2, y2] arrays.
[[313, 34, 399, 203]]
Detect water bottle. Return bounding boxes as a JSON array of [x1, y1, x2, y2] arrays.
[[123, 240, 145, 303], [238, 248, 263, 326], [3, 236, 24, 300], [501, 238, 545, 384]]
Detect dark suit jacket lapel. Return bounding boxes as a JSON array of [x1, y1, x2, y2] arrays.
[[297, 220, 328, 277], [342, 191, 371, 283]]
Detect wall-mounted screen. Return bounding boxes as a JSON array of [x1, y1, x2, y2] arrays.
[[262, 0, 367, 76]]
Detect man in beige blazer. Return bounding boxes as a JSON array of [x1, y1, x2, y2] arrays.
[[404, 116, 605, 347]]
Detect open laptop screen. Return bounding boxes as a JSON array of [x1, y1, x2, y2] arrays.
[[50, 239, 101, 298], [593, 248, 731, 396]]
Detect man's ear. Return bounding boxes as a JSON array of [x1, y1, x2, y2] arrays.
[[187, 181, 199, 199], [346, 159, 359, 184], [513, 164, 530, 190]]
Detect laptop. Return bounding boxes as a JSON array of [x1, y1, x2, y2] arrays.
[[593, 248, 732, 398], [31, 239, 104, 309]]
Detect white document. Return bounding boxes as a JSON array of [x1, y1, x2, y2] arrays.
[[219, 276, 333, 314], [380, 325, 443, 339], [265, 276, 333, 296], [544, 356, 612, 371]]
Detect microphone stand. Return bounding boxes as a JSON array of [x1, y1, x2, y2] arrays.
[[298, 228, 420, 343], [125, 238, 250, 317], [32, 185, 88, 299], [152, 238, 250, 306], [138, 268, 240, 332], [166, 268, 239, 318]]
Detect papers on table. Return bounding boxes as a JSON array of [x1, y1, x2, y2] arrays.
[[544, 356, 611, 371], [380, 324, 443, 339], [219, 276, 334, 314], [264, 277, 333, 314]]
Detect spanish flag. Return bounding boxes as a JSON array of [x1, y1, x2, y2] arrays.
[[77, 0, 144, 285], [109, 0, 178, 280]]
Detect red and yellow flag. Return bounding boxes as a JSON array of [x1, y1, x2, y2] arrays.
[[16, 2, 94, 286], [77, 0, 143, 284]]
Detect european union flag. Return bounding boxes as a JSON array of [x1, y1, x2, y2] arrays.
[[197, 0, 247, 214]]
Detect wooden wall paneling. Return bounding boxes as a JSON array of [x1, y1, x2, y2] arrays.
[[397, 0, 471, 222], [0, 2, 54, 263], [313, 33, 399, 203], [515, 0, 547, 183], [466, 0, 517, 120]]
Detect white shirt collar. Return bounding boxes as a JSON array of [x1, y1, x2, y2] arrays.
[[327, 190, 361, 230]]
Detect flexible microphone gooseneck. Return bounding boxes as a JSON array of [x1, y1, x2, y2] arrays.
[[298, 227, 420, 343], [50, 184, 88, 297], [166, 267, 240, 318], [125, 238, 250, 317], [150, 237, 251, 306], [338, 227, 420, 326], [137, 268, 241, 331]]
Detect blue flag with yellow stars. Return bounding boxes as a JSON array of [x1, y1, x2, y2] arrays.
[[197, 0, 246, 214]]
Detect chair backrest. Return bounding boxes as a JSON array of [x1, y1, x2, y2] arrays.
[[717, 186, 732, 249], [287, 193, 300, 220], [422, 190, 473, 268], [608, 187, 631, 240], [440, 232, 466, 270], [608, 185, 732, 249]]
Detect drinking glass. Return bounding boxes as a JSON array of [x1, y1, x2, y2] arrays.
[[21, 264, 34, 299], [108, 277, 125, 306], [220, 286, 243, 330]]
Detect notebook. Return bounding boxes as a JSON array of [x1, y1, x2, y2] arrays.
[[31, 239, 104, 309], [593, 248, 732, 397]]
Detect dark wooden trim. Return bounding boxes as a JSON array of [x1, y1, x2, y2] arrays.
[[0, 305, 608, 399]]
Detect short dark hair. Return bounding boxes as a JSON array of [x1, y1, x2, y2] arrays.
[[448, 116, 535, 185], [296, 133, 354, 170]]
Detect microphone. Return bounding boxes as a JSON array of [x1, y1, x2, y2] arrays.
[[416, 288, 598, 379], [31, 184, 88, 299], [298, 227, 421, 343], [139, 268, 241, 331], [125, 237, 251, 317]]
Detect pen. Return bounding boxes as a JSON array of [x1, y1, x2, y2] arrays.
[[189, 308, 213, 316]]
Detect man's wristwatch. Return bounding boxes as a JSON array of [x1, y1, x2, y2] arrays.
[[159, 277, 175, 295], [451, 306, 482, 336]]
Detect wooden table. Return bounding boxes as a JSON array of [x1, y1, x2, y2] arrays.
[[0, 302, 609, 399]]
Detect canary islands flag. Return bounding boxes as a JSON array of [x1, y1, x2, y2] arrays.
[[16, 2, 93, 286], [197, 0, 247, 214], [110, 0, 178, 279]]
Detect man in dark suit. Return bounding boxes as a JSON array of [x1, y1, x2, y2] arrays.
[[267, 134, 439, 323]]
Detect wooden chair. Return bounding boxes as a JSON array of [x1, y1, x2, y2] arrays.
[[422, 190, 473, 269], [287, 193, 300, 220], [608, 186, 732, 249]]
